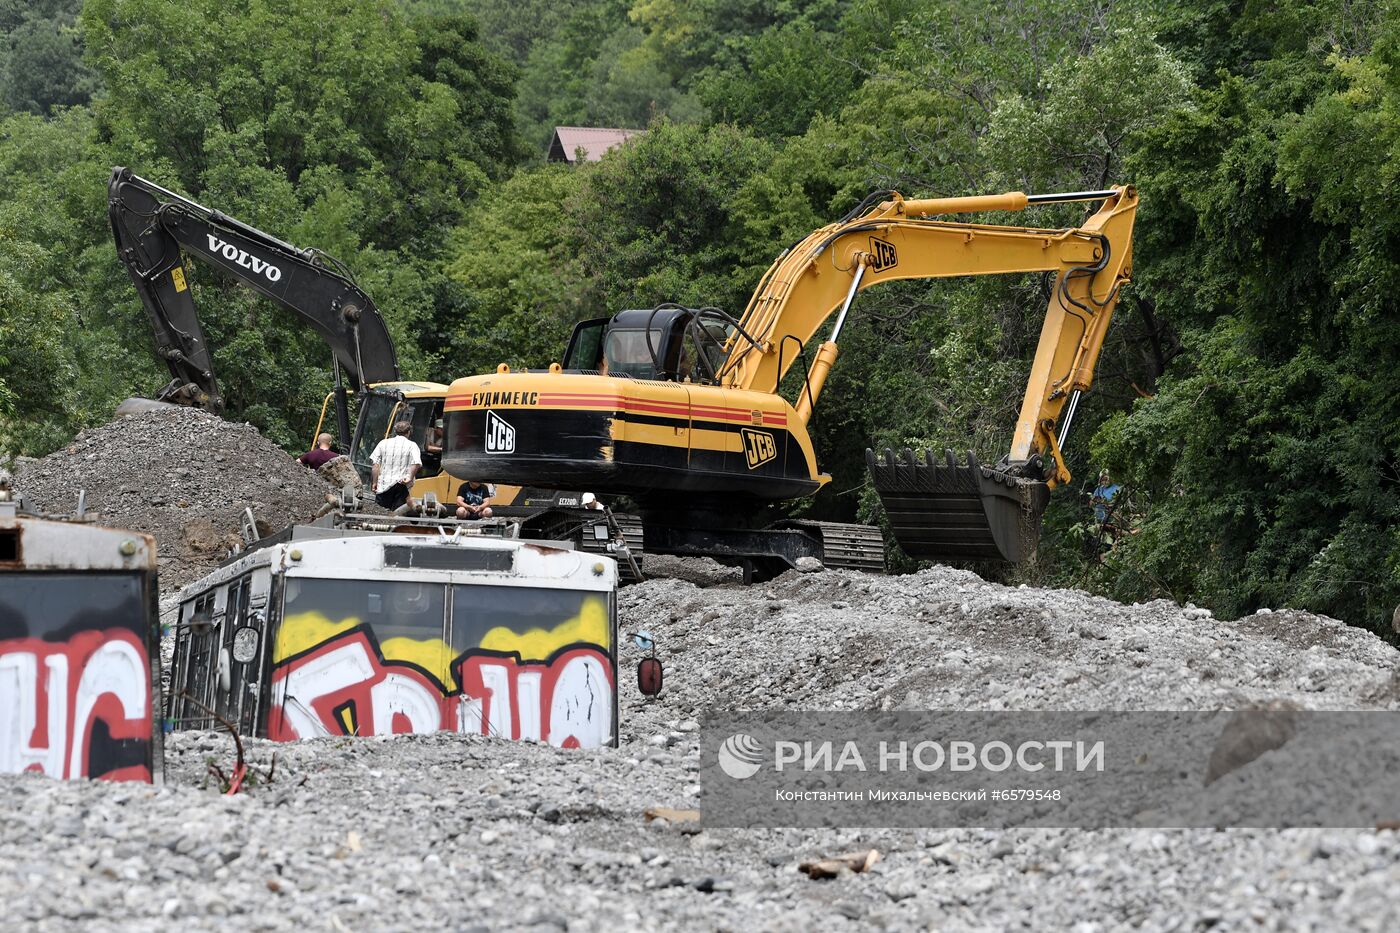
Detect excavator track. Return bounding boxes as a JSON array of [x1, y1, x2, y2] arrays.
[[496, 506, 647, 583], [866, 448, 1050, 564], [774, 519, 887, 574]]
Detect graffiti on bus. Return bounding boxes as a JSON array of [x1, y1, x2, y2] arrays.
[[0, 629, 152, 781], [266, 595, 615, 747]]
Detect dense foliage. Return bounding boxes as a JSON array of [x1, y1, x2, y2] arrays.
[[1, 0, 1396, 633]]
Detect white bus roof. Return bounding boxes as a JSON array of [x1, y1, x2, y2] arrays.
[[177, 530, 615, 602], [0, 506, 156, 573]]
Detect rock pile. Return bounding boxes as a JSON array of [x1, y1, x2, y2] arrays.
[[4, 520, 1400, 928], [16, 408, 332, 589]]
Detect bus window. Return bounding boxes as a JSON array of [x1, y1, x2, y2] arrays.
[[283, 578, 448, 645], [449, 585, 610, 653]]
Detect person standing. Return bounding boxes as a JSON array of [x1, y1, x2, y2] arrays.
[[1091, 470, 1121, 525], [297, 433, 339, 469], [370, 420, 421, 511]]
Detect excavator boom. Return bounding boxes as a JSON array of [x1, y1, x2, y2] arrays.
[[108, 167, 399, 417], [720, 186, 1137, 563]]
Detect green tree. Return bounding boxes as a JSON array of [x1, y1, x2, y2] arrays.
[[511, 0, 701, 152], [0, 108, 149, 454], [0, 0, 95, 115], [1088, 2, 1400, 631], [57, 0, 523, 447], [442, 164, 591, 373], [83, 0, 519, 247], [695, 19, 857, 139], [565, 120, 773, 311]]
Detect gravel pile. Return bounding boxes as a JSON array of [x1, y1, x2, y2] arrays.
[[16, 408, 333, 588], [3, 564, 1400, 930]]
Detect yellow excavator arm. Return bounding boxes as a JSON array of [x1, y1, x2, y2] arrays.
[[441, 184, 1138, 567], [721, 186, 1138, 487]]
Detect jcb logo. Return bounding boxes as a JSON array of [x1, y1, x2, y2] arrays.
[[868, 237, 898, 271], [741, 428, 777, 469], [485, 410, 516, 454]]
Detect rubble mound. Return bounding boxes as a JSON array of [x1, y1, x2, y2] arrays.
[[3, 566, 1400, 929], [16, 408, 332, 589], [619, 564, 1400, 719]]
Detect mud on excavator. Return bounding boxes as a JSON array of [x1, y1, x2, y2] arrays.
[[442, 186, 1137, 572]]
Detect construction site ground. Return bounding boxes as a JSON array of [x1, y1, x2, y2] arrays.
[[5, 411, 1400, 930]]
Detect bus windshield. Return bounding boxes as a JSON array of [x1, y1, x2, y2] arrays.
[[0, 573, 146, 638], [281, 577, 612, 662]]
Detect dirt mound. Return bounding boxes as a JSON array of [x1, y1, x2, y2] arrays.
[[6, 563, 1400, 930], [16, 408, 334, 589]]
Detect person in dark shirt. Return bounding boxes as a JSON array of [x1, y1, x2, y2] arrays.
[[455, 480, 494, 520], [298, 433, 338, 469]]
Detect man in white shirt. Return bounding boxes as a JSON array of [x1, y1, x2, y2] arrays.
[[370, 420, 422, 511]]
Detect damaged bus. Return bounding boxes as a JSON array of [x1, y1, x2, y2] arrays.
[[168, 526, 618, 748], [0, 497, 162, 783]]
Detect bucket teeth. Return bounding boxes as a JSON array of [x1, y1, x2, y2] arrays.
[[866, 446, 1050, 563]]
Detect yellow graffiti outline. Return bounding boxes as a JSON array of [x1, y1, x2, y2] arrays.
[[274, 594, 610, 689], [479, 596, 609, 661]]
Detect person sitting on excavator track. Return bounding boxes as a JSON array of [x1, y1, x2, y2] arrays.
[[370, 420, 421, 512], [297, 433, 339, 470], [454, 480, 494, 520]]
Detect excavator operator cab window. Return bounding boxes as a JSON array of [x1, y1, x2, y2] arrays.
[[567, 308, 721, 382], [676, 331, 705, 383], [407, 399, 446, 477], [695, 320, 729, 376], [352, 392, 401, 482], [604, 329, 660, 380], [563, 318, 609, 373]]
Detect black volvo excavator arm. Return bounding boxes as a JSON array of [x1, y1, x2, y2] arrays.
[[107, 167, 399, 439]]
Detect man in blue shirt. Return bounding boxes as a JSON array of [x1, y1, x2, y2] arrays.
[[1092, 470, 1121, 525], [455, 480, 494, 520]]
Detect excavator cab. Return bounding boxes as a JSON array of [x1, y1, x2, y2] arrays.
[[344, 383, 457, 499], [564, 307, 735, 384]]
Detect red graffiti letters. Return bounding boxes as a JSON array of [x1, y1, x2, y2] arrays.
[[267, 630, 614, 748], [0, 630, 153, 782]]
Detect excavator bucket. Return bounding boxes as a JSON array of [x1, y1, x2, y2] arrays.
[[866, 448, 1051, 563]]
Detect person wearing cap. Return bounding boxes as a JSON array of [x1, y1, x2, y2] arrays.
[[455, 480, 494, 520], [422, 419, 445, 473]]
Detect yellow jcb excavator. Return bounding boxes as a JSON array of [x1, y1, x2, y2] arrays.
[[441, 185, 1138, 578]]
